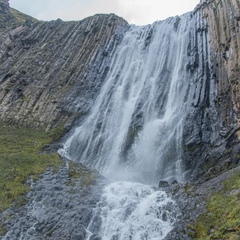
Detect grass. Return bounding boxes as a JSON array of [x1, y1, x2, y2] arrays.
[[0, 125, 62, 212], [10, 8, 38, 24], [189, 170, 240, 239]]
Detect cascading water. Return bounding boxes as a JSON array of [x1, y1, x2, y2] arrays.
[[59, 12, 199, 239]]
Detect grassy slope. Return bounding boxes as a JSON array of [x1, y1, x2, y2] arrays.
[[189, 171, 240, 239], [0, 125, 62, 212], [10, 8, 38, 24]]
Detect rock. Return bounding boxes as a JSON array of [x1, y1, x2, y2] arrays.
[[0, 12, 129, 129], [89, 234, 102, 240], [0, 0, 9, 9], [210, 228, 215, 233], [171, 180, 178, 185], [232, 144, 240, 154], [158, 180, 169, 188], [234, 9, 240, 21], [165, 165, 240, 239], [70, 225, 86, 240]]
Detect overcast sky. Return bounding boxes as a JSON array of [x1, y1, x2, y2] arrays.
[[10, 0, 200, 25]]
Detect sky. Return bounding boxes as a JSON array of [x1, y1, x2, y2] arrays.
[[10, 0, 200, 26]]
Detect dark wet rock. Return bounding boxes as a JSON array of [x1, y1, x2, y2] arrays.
[[89, 234, 102, 240], [158, 180, 169, 188], [171, 180, 178, 185], [181, 0, 240, 181], [0, 160, 108, 240]]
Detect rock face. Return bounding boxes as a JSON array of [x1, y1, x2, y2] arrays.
[[202, 0, 240, 129], [0, 0, 14, 27], [0, 0, 240, 239], [0, 0, 33, 29], [0, 0, 239, 179], [165, 165, 240, 239], [0, 3, 128, 129], [181, 0, 240, 180]]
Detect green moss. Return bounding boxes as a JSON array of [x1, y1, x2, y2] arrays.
[[0, 125, 62, 212], [10, 8, 38, 24], [190, 171, 240, 239], [0, 225, 7, 236], [68, 161, 95, 186], [47, 125, 65, 142], [184, 184, 197, 197], [227, 147, 233, 153]]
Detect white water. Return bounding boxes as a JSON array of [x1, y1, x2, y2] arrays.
[[87, 182, 180, 240], [59, 13, 196, 239]]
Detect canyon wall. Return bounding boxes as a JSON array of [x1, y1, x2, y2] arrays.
[[0, 0, 240, 179], [0, 0, 128, 130], [199, 0, 240, 127], [184, 0, 240, 179]]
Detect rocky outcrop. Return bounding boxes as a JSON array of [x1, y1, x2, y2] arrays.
[[0, 0, 12, 25], [166, 165, 240, 239], [0, 0, 33, 29], [182, 0, 240, 180], [198, 0, 240, 128], [0, 3, 128, 129]]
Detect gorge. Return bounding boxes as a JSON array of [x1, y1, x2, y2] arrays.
[[1, 0, 240, 239]]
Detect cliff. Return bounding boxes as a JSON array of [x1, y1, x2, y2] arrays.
[[1, 0, 240, 239], [198, 0, 240, 132], [197, 0, 240, 115], [0, 0, 239, 179], [0, 0, 239, 192], [0, 1, 128, 129], [180, 0, 240, 180]]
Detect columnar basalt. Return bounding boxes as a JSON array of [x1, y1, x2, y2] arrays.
[[0, 3, 128, 129], [0, 0, 240, 178], [197, 0, 240, 127], [1, 0, 240, 239], [184, 0, 240, 179]]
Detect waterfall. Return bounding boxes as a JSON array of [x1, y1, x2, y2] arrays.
[[59, 12, 199, 239], [61, 14, 194, 184]]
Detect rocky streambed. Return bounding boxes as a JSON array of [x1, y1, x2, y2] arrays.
[[0, 159, 107, 240]]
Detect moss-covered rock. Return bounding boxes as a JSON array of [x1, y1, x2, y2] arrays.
[[166, 166, 240, 240], [68, 160, 99, 186], [191, 170, 240, 239]]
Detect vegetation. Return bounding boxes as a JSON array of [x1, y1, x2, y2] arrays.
[[10, 8, 29, 23], [68, 161, 96, 186], [189, 170, 240, 239], [0, 125, 62, 212]]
